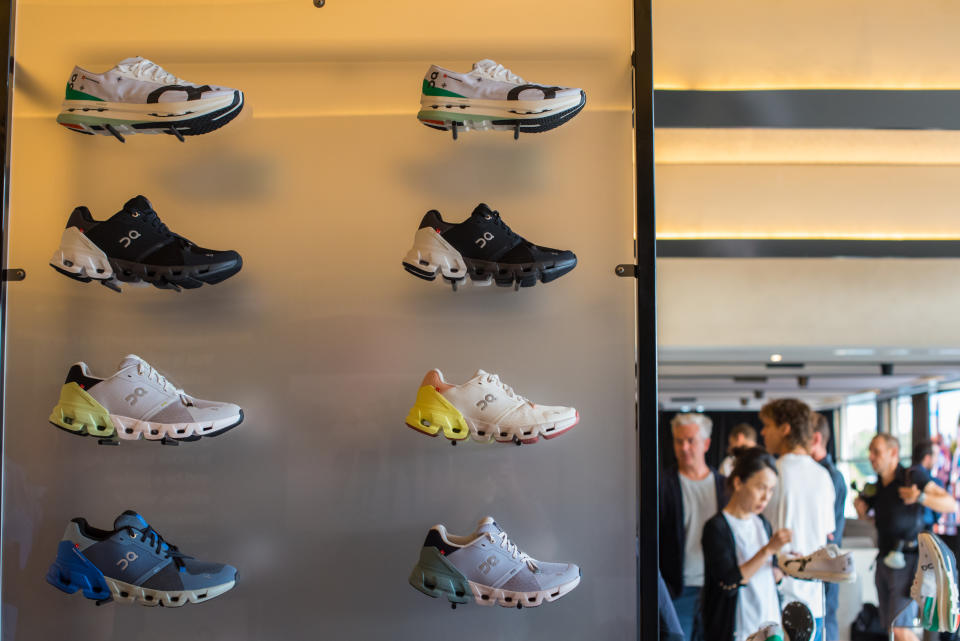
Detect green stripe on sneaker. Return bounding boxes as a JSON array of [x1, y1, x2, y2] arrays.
[[421, 79, 466, 98], [64, 84, 105, 102]]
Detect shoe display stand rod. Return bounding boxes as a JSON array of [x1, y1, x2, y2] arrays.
[[633, 1, 658, 640]]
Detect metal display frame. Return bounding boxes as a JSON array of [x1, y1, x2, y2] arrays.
[[0, 0, 659, 638]]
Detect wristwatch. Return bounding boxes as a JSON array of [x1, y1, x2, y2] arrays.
[[917, 490, 927, 505]]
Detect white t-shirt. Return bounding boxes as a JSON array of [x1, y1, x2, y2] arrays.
[[723, 510, 781, 641], [680, 472, 718, 587], [762, 453, 836, 618]]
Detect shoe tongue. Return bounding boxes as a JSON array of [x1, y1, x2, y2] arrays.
[[117, 354, 146, 371], [116, 56, 147, 66], [122, 195, 155, 215], [476, 516, 503, 537], [114, 510, 150, 532], [472, 369, 489, 380], [471, 203, 495, 219], [472, 59, 498, 72]]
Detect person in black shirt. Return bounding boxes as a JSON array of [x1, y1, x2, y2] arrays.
[[854, 434, 957, 641], [809, 412, 846, 641]]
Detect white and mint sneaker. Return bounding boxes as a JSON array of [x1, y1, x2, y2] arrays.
[[417, 59, 585, 139], [57, 57, 244, 142], [745, 622, 785, 641], [409, 517, 581, 609], [778, 544, 856, 583], [49, 355, 243, 444], [912, 532, 960, 632]]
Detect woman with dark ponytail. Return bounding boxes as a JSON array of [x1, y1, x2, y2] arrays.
[[700, 447, 793, 641]]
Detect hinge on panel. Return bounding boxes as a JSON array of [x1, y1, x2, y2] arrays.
[[614, 264, 639, 278], [2, 268, 25, 281]]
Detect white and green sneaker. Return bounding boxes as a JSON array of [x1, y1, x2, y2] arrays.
[[912, 532, 960, 632], [417, 59, 585, 139], [56, 57, 244, 142]]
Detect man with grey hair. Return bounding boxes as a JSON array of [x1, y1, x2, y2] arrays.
[[660, 413, 726, 641]]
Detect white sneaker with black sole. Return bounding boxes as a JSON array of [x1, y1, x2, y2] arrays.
[[56, 56, 244, 142], [417, 59, 585, 139]]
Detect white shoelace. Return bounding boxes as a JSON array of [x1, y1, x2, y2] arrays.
[[474, 60, 525, 84], [487, 531, 538, 572], [117, 59, 186, 85], [136, 361, 189, 404], [483, 373, 528, 404]]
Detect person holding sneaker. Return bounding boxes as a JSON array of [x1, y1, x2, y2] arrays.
[[702, 447, 792, 641], [760, 399, 836, 641], [854, 433, 958, 641]]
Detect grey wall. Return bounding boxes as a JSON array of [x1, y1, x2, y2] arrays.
[[1, 4, 638, 638]]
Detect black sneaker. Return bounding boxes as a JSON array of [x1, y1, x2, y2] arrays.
[[49, 196, 242, 292], [401, 204, 577, 291]]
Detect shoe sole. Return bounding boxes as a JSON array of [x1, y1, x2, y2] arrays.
[[405, 385, 578, 444], [47, 541, 235, 607], [778, 565, 857, 583], [409, 547, 580, 608], [402, 227, 576, 290], [49, 382, 243, 442], [50, 226, 242, 292], [56, 90, 243, 138], [782, 600, 815, 641], [417, 91, 586, 135]]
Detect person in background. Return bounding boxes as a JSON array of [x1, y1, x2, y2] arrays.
[[935, 429, 960, 641], [760, 399, 836, 641], [854, 434, 958, 641], [660, 570, 685, 641], [661, 413, 726, 641], [702, 447, 792, 641], [913, 439, 940, 532], [808, 412, 847, 641], [720, 423, 758, 476]]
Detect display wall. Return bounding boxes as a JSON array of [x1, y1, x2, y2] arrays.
[[1, 1, 638, 639]]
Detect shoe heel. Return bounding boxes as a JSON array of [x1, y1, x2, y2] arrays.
[[401, 228, 468, 285], [49, 227, 113, 283], [405, 386, 469, 440], [408, 547, 471, 604], [49, 383, 115, 437], [46, 541, 111, 600]]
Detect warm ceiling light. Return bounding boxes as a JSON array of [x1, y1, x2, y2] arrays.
[[770, 354, 783, 362]]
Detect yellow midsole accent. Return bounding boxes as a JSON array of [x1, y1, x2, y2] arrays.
[[49, 383, 115, 437], [405, 386, 469, 440]]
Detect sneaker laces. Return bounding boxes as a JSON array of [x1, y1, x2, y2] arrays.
[[473, 60, 525, 84], [117, 58, 187, 86], [486, 531, 539, 572], [136, 361, 191, 405], [138, 208, 194, 249], [124, 525, 186, 570], [482, 209, 524, 245], [483, 373, 529, 404]]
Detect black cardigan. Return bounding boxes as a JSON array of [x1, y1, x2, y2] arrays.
[[659, 466, 727, 598], [700, 512, 774, 641]]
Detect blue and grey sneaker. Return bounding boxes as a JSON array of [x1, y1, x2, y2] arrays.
[[46, 511, 237, 607], [409, 516, 580, 609]]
